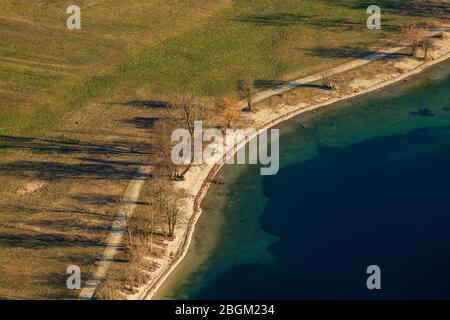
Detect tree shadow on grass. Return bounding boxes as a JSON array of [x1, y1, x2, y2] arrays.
[[254, 79, 289, 89], [0, 161, 148, 181], [0, 135, 153, 181], [1, 204, 113, 219], [255, 79, 334, 91], [30, 218, 113, 234], [324, 0, 450, 20], [71, 193, 149, 206], [232, 13, 310, 26], [302, 44, 411, 60], [122, 116, 159, 130], [0, 232, 109, 249], [108, 100, 171, 109], [233, 13, 401, 31], [70, 194, 119, 206], [0, 135, 151, 156]]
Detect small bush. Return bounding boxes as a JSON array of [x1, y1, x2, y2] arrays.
[[96, 277, 124, 300]]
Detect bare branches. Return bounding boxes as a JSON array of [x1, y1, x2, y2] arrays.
[[151, 180, 182, 239], [163, 200, 181, 239], [167, 93, 205, 136], [154, 118, 180, 180], [404, 25, 434, 59], [153, 93, 208, 180], [215, 98, 241, 128], [321, 72, 336, 90], [237, 79, 255, 112]]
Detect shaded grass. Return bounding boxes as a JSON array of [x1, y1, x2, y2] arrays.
[[0, 0, 227, 136], [0, 0, 445, 299], [0, 0, 441, 135]]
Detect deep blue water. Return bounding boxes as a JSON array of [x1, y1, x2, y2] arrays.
[[213, 126, 450, 299], [158, 61, 450, 300]]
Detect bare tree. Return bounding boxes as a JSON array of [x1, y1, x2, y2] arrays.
[[154, 118, 180, 180], [96, 273, 123, 300], [123, 244, 150, 290], [150, 180, 182, 239], [162, 93, 208, 177], [215, 98, 241, 128], [421, 36, 434, 60], [148, 203, 163, 250], [128, 209, 153, 247], [148, 206, 155, 254], [237, 79, 255, 112], [404, 25, 429, 59], [404, 25, 420, 58], [164, 200, 181, 239], [169, 93, 204, 137], [114, 196, 134, 246], [125, 212, 133, 246], [321, 72, 335, 90]]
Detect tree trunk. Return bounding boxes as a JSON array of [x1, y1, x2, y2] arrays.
[[126, 214, 133, 246], [247, 95, 253, 112], [150, 211, 154, 254]]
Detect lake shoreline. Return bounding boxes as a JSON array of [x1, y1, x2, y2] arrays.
[[131, 32, 450, 300]]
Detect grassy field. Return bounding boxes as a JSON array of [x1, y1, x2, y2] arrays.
[[1, 0, 439, 135], [0, 0, 447, 299]]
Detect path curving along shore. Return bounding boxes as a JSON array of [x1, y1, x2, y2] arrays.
[[130, 31, 450, 300]]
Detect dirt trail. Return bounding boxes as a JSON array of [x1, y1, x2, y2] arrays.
[[82, 29, 449, 300], [138, 30, 450, 300], [79, 165, 151, 300], [251, 30, 448, 105]]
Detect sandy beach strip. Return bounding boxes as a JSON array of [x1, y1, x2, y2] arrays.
[[130, 32, 450, 300]]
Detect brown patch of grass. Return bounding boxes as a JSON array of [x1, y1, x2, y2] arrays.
[[0, 0, 444, 299]]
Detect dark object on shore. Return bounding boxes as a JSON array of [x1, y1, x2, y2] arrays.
[[322, 82, 336, 91], [432, 32, 444, 39], [175, 173, 185, 181], [321, 72, 336, 90]]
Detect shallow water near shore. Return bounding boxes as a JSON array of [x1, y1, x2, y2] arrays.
[[156, 60, 450, 300]]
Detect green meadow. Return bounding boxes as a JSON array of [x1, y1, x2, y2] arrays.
[[0, 0, 434, 136], [0, 0, 445, 299]]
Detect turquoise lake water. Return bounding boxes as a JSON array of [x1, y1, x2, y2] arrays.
[[157, 60, 450, 300]]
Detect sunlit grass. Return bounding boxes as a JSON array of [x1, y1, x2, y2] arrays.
[[0, 0, 443, 299]]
